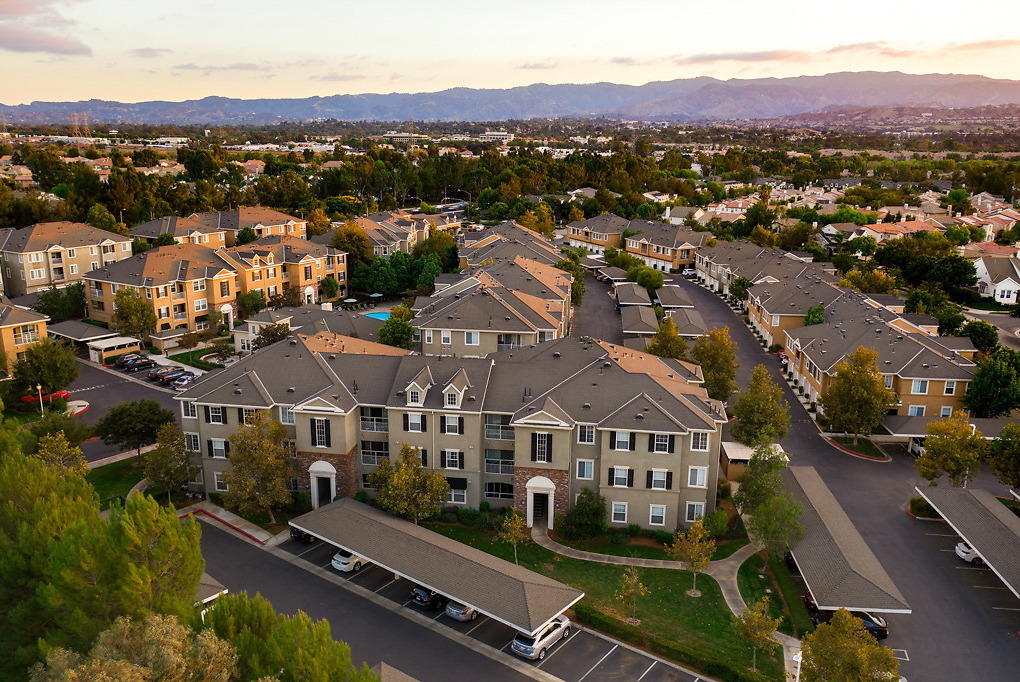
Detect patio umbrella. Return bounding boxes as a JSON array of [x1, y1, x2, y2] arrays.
[[343, 298, 357, 303], [370, 293, 383, 298]]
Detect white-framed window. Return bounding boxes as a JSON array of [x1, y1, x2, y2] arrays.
[[652, 434, 671, 453], [940, 406, 953, 418], [685, 502, 705, 523], [208, 406, 224, 424], [29, 269, 45, 280], [613, 467, 630, 487], [313, 418, 329, 447], [688, 466, 708, 488], [408, 389, 421, 405], [649, 505, 666, 526], [280, 406, 295, 424], [267, 285, 277, 298], [576, 459, 594, 480], [425, 330, 433, 344], [69, 264, 78, 274], [193, 280, 206, 292], [944, 381, 956, 396], [612, 502, 628, 523], [533, 432, 551, 462], [612, 431, 631, 451], [90, 246, 97, 255], [214, 472, 229, 492], [191, 468, 204, 485], [408, 413, 425, 432], [911, 379, 928, 395], [884, 375, 894, 390], [443, 415, 460, 433], [771, 315, 779, 326], [441, 330, 452, 345], [908, 405, 925, 417], [182, 401, 197, 419], [485, 482, 514, 499], [210, 439, 227, 459], [194, 298, 208, 312], [28, 252, 43, 263], [121, 242, 131, 251], [184, 433, 200, 452], [443, 450, 463, 470], [67, 248, 75, 258], [91, 261, 99, 270], [578, 424, 595, 444], [446, 488, 467, 504], [651, 469, 668, 490], [239, 337, 251, 352], [465, 331, 479, 345], [446, 392, 458, 407], [691, 432, 709, 451]]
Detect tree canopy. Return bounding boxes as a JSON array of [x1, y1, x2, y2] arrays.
[[801, 609, 899, 682], [644, 318, 689, 360], [12, 337, 79, 395], [819, 346, 897, 441], [368, 444, 450, 524], [112, 287, 157, 339], [914, 410, 987, 487], [93, 399, 176, 457], [730, 364, 790, 446], [690, 326, 739, 402], [224, 411, 295, 524]]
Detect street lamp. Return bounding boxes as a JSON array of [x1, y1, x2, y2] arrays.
[[792, 651, 802, 682], [36, 384, 44, 414]]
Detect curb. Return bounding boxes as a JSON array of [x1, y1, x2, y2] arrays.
[[76, 357, 178, 394], [182, 508, 267, 546], [823, 437, 892, 462]]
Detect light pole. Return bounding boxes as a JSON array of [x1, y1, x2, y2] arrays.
[[36, 384, 44, 414], [792, 651, 802, 682]]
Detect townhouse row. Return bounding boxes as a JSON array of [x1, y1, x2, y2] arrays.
[[566, 214, 710, 272]]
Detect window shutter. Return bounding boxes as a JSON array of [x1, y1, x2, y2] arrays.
[[666, 472, 673, 490], [458, 455, 465, 470], [440, 419, 447, 434], [420, 449, 428, 466], [546, 433, 553, 461], [207, 440, 214, 456], [310, 419, 316, 444], [238, 408, 244, 424], [648, 434, 655, 451], [668, 435, 675, 453], [646, 471, 653, 489], [222, 408, 228, 424], [403, 414, 409, 431], [607, 467, 615, 485], [440, 450, 448, 468], [204, 406, 211, 423], [629, 432, 636, 451], [422, 415, 427, 433], [324, 420, 331, 448], [627, 469, 634, 487], [457, 417, 465, 435], [531, 433, 538, 461]]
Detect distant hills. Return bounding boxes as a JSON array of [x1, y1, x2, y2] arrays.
[[5, 71, 1020, 125]]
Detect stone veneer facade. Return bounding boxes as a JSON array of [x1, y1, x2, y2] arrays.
[[294, 444, 359, 500], [513, 466, 570, 519]]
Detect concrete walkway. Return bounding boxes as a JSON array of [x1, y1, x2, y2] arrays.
[[532, 524, 802, 678]]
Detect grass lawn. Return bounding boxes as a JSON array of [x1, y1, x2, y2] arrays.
[[425, 522, 784, 680], [767, 554, 814, 637], [909, 496, 941, 519], [831, 436, 888, 459], [169, 349, 224, 371], [560, 536, 748, 562], [87, 458, 145, 508], [2, 408, 43, 425], [964, 299, 1015, 312], [738, 553, 792, 635]]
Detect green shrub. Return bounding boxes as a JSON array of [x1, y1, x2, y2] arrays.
[[717, 478, 732, 500], [479, 501, 490, 513], [909, 496, 941, 519], [208, 492, 223, 506], [353, 491, 367, 503], [457, 508, 481, 526], [726, 513, 747, 540], [48, 397, 68, 414], [290, 493, 313, 514], [559, 486, 608, 540], [609, 532, 630, 545], [440, 511, 458, 523], [653, 530, 673, 545], [702, 508, 729, 538], [627, 523, 641, 537]]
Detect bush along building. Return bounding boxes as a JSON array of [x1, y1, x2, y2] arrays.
[[176, 334, 726, 531]]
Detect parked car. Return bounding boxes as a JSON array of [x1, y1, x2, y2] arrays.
[[126, 359, 156, 372], [955, 541, 984, 566], [118, 357, 147, 370], [147, 366, 178, 381], [289, 527, 316, 544], [445, 600, 479, 622], [410, 585, 448, 610], [157, 369, 188, 384], [20, 389, 70, 404], [331, 549, 369, 573], [172, 372, 196, 389], [804, 593, 889, 639], [511, 615, 571, 660], [113, 353, 140, 367], [681, 268, 696, 276]]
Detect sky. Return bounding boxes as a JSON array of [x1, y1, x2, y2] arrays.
[[3, 0, 1020, 105]]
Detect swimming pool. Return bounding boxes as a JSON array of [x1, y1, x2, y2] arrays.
[[364, 312, 391, 320]]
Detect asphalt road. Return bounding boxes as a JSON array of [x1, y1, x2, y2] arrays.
[[669, 275, 1020, 682], [199, 523, 533, 682], [963, 308, 1020, 351], [571, 274, 623, 344]]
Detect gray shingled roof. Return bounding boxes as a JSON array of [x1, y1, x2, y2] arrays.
[[666, 308, 708, 338], [783, 467, 911, 613], [47, 319, 117, 342], [655, 285, 693, 309], [290, 498, 584, 634], [914, 486, 1020, 599], [615, 282, 652, 306], [881, 415, 1013, 438], [621, 305, 658, 334]]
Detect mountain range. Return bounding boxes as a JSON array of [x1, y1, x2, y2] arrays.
[[5, 71, 1020, 125]]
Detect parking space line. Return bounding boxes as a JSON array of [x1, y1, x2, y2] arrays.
[[992, 607, 1020, 612], [891, 649, 909, 661], [296, 544, 322, 558], [499, 639, 513, 652], [401, 599, 414, 607], [636, 661, 657, 681], [573, 644, 617, 680], [465, 618, 488, 635], [973, 585, 1008, 590], [925, 533, 958, 537], [955, 566, 989, 570], [432, 610, 446, 620], [535, 634, 577, 668], [938, 549, 956, 552], [374, 579, 395, 593]]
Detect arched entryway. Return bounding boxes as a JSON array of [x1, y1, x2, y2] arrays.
[[309, 460, 336, 508], [219, 303, 234, 330], [526, 475, 556, 530], [303, 285, 315, 304]]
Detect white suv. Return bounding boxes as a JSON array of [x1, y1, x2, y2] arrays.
[[510, 615, 571, 660], [331, 549, 368, 573], [955, 541, 984, 566]]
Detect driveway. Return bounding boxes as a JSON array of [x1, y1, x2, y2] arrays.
[[571, 273, 623, 344], [667, 275, 1020, 681]]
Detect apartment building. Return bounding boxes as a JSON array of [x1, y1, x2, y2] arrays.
[[232, 304, 384, 353], [459, 221, 564, 268], [694, 241, 836, 295], [129, 215, 229, 247], [566, 214, 630, 255], [176, 335, 725, 531], [219, 235, 347, 305], [314, 209, 454, 258], [0, 301, 49, 377], [747, 278, 849, 347], [131, 207, 306, 247], [0, 222, 133, 297], [567, 216, 710, 271]]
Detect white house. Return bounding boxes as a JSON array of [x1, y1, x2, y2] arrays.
[[974, 257, 1020, 304]]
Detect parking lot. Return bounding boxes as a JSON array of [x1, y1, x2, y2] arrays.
[[279, 538, 703, 682], [927, 529, 1020, 625]]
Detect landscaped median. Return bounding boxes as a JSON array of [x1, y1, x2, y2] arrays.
[[825, 435, 891, 461], [424, 522, 784, 681]]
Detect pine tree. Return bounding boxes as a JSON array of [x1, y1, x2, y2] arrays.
[[34, 432, 89, 478]]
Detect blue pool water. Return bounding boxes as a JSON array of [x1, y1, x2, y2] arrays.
[[364, 312, 391, 320]]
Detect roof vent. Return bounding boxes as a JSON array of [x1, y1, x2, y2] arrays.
[[636, 414, 644, 419], [603, 361, 612, 368], [329, 355, 336, 360], [289, 339, 298, 345], [553, 352, 561, 358], [583, 403, 590, 408], [287, 387, 295, 392]]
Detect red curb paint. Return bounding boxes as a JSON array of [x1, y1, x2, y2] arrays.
[[181, 509, 266, 545], [825, 438, 890, 462]]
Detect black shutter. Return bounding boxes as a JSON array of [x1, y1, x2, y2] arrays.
[[457, 417, 465, 435], [531, 433, 538, 461], [629, 432, 636, 451], [324, 420, 331, 448], [646, 471, 653, 489], [403, 414, 409, 431], [310, 419, 316, 445], [224, 441, 231, 458], [203, 406, 211, 423], [207, 440, 214, 456], [648, 434, 655, 451], [222, 408, 228, 424], [546, 433, 553, 462], [668, 435, 675, 453], [666, 472, 673, 490], [422, 415, 427, 433], [440, 450, 448, 468], [420, 449, 428, 466], [607, 467, 615, 485], [237, 408, 244, 424], [458, 454, 465, 470], [627, 469, 634, 487], [440, 418, 447, 434]]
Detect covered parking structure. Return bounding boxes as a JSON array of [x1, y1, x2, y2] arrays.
[[782, 466, 911, 614], [290, 498, 584, 636], [913, 485, 1020, 599], [882, 415, 1011, 457]]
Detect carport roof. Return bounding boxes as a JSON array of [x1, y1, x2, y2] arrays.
[[290, 498, 584, 635], [914, 485, 1020, 599], [783, 466, 911, 613], [47, 319, 118, 342], [882, 415, 1013, 439]]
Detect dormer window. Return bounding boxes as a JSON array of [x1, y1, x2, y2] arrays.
[[408, 390, 421, 405], [446, 392, 458, 407]]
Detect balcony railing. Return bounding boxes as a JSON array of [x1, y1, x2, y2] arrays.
[[484, 461, 514, 475], [14, 332, 40, 345], [360, 418, 388, 432], [361, 453, 388, 466], [496, 343, 519, 351], [173, 312, 187, 321], [485, 425, 515, 440], [172, 291, 186, 301]]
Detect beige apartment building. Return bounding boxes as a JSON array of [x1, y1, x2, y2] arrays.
[[129, 207, 306, 247], [0, 222, 133, 297], [219, 235, 347, 304], [0, 301, 49, 376]]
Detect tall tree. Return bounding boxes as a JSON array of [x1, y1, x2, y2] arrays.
[[235, 226, 258, 245], [733, 444, 786, 517], [744, 490, 803, 560], [253, 322, 291, 350], [730, 364, 791, 446], [801, 608, 899, 682], [665, 520, 715, 595], [553, 257, 586, 306], [306, 207, 331, 236], [616, 567, 650, 621], [728, 276, 753, 302], [224, 411, 294, 524], [690, 326, 739, 402], [33, 282, 87, 323], [12, 337, 79, 394], [819, 346, 897, 442], [368, 444, 450, 524], [736, 596, 781, 672], [644, 318, 689, 360], [112, 287, 157, 339], [988, 422, 1020, 489], [498, 508, 529, 565], [915, 410, 987, 487], [964, 356, 1020, 418], [236, 290, 268, 318], [93, 399, 176, 458], [803, 304, 825, 326], [144, 422, 194, 504], [378, 316, 415, 350], [329, 221, 374, 271], [34, 432, 89, 479], [959, 320, 999, 356], [838, 268, 898, 295]]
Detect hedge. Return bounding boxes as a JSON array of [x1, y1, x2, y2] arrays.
[[572, 604, 772, 682]]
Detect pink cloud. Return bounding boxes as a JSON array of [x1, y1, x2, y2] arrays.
[[0, 23, 90, 55], [674, 50, 811, 65]]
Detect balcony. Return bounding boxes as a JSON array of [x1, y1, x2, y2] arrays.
[[496, 343, 519, 351], [173, 312, 188, 321], [172, 291, 186, 301], [360, 418, 388, 433], [13, 332, 40, 345], [484, 461, 514, 475], [484, 425, 515, 440]]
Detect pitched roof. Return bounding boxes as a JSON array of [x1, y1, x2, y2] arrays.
[[979, 257, 1020, 285], [0, 301, 48, 328], [615, 282, 652, 306], [243, 305, 383, 341], [621, 305, 658, 334], [0, 222, 129, 253], [84, 243, 230, 286], [655, 285, 693, 309]]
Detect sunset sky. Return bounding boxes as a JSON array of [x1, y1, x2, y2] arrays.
[[4, 0, 1020, 105]]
